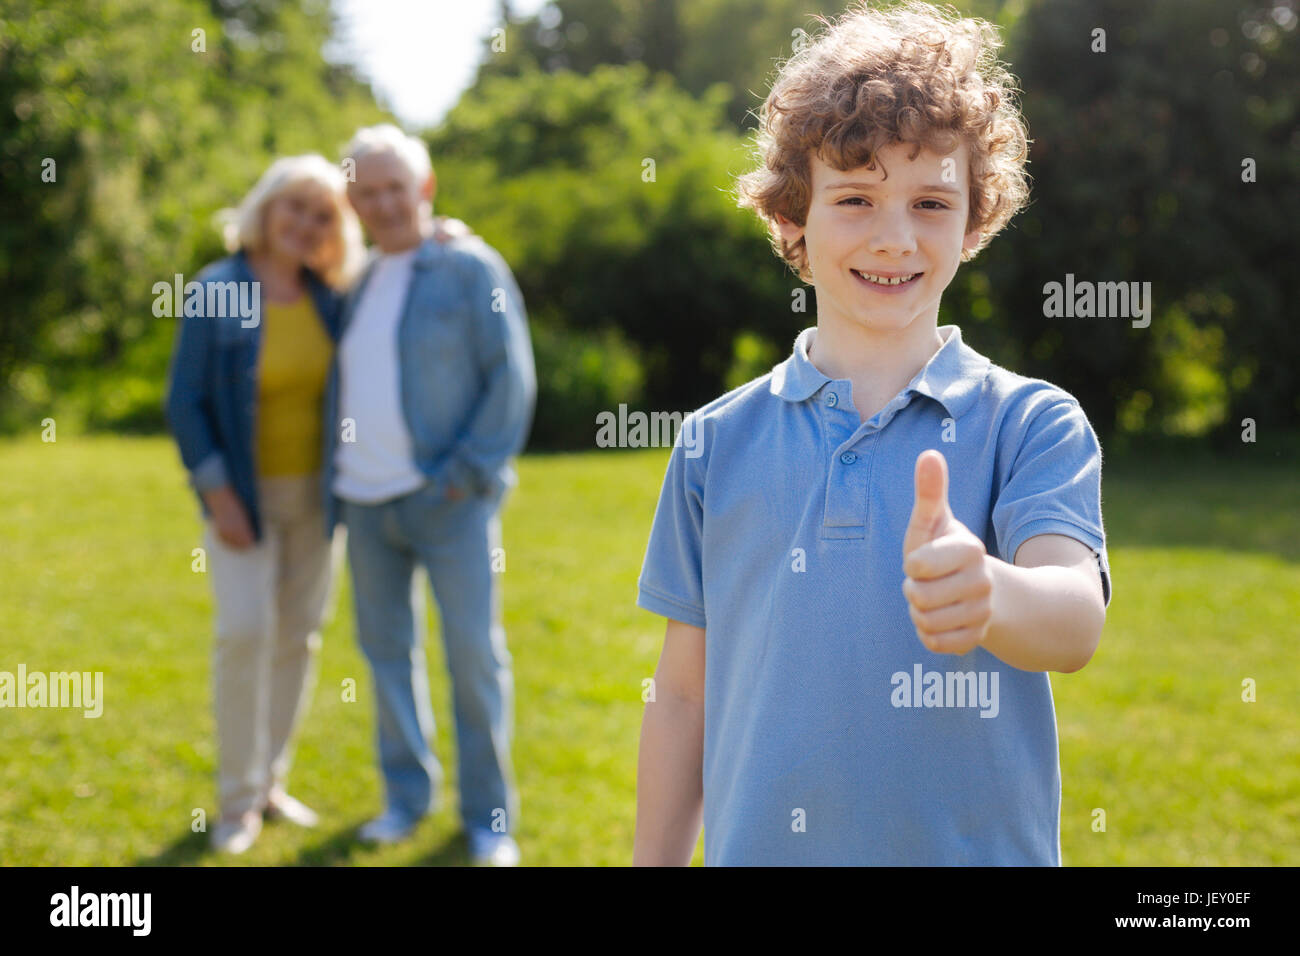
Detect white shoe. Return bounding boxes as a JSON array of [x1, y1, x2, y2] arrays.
[[468, 828, 520, 866], [211, 811, 262, 854], [265, 790, 320, 828], [358, 810, 420, 845]]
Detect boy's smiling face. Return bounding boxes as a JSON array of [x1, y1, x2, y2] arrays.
[[777, 140, 982, 338]]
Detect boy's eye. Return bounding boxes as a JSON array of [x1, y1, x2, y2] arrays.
[[917, 200, 949, 210], [836, 197, 869, 206]]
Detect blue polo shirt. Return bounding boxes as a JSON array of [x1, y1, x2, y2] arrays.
[[637, 324, 1111, 866]]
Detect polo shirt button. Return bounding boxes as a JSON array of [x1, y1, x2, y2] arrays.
[[825, 392, 838, 407], [840, 451, 857, 464]]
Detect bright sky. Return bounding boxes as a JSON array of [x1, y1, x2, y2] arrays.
[[328, 0, 551, 132]]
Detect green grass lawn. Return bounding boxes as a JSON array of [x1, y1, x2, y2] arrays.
[[0, 434, 1296, 865]]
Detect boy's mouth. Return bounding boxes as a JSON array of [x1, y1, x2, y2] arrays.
[[851, 269, 923, 290]]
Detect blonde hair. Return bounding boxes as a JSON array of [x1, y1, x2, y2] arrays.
[[219, 154, 364, 289], [736, 0, 1030, 281]]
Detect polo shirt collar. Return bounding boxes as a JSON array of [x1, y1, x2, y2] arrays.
[[769, 324, 991, 419]]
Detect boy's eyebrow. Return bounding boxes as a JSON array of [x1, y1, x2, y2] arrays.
[[825, 181, 963, 195]]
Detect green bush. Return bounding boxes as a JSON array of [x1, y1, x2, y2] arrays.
[[428, 63, 801, 419], [527, 321, 646, 450]]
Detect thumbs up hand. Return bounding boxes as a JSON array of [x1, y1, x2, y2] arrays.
[[901, 450, 994, 655]]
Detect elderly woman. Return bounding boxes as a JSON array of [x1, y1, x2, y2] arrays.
[[165, 154, 364, 854]]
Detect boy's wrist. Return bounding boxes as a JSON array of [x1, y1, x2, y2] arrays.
[[979, 555, 1103, 673], [981, 553, 1015, 654]]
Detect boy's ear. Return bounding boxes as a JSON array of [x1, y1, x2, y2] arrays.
[[961, 226, 982, 256], [774, 211, 805, 246], [422, 170, 437, 202]]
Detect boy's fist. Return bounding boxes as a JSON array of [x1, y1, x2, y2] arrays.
[[901, 450, 993, 655]]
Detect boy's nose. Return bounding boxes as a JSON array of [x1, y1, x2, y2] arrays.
[[867, 209, 917, 258]]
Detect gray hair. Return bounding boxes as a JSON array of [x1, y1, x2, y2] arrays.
[[343, 123, 433, 184]]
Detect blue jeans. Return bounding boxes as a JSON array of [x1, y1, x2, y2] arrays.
[[342, 485, 517, 833]]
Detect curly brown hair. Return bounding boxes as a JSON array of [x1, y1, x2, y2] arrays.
[[735, 0, 1030, 281]]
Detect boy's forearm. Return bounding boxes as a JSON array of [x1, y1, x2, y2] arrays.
[[981, 556, 1105, 673], [633, 694, 704, 866]]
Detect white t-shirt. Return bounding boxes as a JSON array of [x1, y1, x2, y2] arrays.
[[332, 248, 427, 504]]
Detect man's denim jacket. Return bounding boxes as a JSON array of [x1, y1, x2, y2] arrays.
[[322, 234, 537, 530]]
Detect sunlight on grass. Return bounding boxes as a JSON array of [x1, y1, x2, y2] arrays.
[[0, 436, 1295, 865]]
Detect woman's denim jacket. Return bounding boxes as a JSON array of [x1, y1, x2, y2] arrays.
[[163, 250, 341, 541]]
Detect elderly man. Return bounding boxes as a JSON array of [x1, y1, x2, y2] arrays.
[[327, 124, 535, 866]]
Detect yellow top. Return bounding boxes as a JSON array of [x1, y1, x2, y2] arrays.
[[255, 296, 333, 477]]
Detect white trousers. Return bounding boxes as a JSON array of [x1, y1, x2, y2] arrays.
[[204, 474, 337, 819]]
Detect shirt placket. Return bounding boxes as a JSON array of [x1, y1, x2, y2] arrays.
[[819, 384, 866, 538], [821, 385, 919, 539]]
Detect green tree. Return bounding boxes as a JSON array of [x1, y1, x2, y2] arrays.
[[0, 0, 385, 431], [958, 0, 1300, 437], [478, 0, 1023, 129], [428, 63, 802, 433]]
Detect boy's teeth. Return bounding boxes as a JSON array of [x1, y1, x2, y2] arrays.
[[856, 271, 917, 285]]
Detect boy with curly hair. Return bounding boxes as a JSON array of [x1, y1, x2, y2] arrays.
[[633, 0, 1111, 865]]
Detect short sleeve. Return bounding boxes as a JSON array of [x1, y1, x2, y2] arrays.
[[992, 399, 1112, 607], [636, 425, 707, 628]]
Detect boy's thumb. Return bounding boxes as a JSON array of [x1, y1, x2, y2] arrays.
[[903, 449, 951, 556]]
